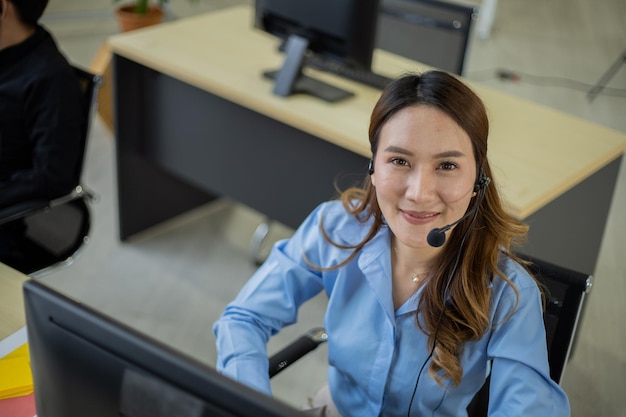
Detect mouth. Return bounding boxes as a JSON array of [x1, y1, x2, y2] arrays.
[[400, 210, 440, 225]]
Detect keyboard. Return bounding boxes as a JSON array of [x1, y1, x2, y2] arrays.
[[305, 55, 394, 90]]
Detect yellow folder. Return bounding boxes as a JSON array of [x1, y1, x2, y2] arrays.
[[0, 344, 33, 400]]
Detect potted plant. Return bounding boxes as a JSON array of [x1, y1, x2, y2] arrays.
[[113, 0, 168, 32]]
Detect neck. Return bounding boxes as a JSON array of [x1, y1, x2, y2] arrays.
[[0, 19, 36, 50], [390, 236, 437, 309], [391, 236, 437, 277]]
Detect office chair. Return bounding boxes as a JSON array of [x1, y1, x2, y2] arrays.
[[0, 66, 104, 278], [376, 0, 478, 75], [268, 254, 592, 416]]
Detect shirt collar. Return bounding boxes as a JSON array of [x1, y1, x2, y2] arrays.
[[0, 25, 48, 66]]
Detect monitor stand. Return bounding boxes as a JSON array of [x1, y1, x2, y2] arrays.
[[264, 34, 354, 103]]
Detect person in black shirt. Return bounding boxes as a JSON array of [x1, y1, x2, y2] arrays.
[[0, 0, 83, 262]]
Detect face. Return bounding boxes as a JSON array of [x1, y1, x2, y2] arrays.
[[370, 105, 478, 250]]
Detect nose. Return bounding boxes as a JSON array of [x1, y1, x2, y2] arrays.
[[405, 166, 435, 203]]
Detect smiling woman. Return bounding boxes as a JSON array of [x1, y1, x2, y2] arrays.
[[213, 70, 571, 417]]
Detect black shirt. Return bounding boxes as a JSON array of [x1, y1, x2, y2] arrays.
[[0, 25, 83, 209]]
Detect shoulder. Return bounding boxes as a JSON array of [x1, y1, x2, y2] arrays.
[[288, 200, 375, 263], [24, 27, 75, 81], [491, 253, 540, 300], [500, 254, 534, 283], [308, 200, 373, 243], [488, 253, 545, 325]]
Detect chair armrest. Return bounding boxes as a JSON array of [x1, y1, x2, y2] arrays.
[[0, 185, 96, 227], [0, 199, 49, 226], [269, 327, 327, 378]]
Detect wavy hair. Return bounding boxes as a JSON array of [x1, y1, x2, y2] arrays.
[[324, 71, 530, 386]]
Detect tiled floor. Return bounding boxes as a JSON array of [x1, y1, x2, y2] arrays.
[[37, 0, 626, 415]]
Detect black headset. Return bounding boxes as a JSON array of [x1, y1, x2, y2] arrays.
[[473, 169, 491, 193]]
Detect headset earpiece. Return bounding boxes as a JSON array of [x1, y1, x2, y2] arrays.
[[473, 169, 491, 193], [368, 160, 374, 175]]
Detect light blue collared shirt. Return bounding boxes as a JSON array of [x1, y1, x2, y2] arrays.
[[213, 201, 570, 416]]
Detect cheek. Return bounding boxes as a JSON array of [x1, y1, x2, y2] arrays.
[[438, 180, 475, 206], [372, 172, 404, 197]]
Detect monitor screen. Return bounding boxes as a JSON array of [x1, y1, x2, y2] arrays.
[[255, 0, 381, 102], [23, 279, 306, 417]]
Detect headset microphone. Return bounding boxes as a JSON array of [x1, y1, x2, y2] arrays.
[[426, 174, 491, 248], [426, 205, 479, 247]]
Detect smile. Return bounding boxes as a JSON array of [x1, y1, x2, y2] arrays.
[[400, 210, 439, 225]]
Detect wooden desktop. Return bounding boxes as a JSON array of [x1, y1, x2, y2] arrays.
[[0, 263, 27, 349], [108, 5, 626, 274]]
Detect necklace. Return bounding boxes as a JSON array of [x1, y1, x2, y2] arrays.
[[410, 271, 429, 283], [391, 239, 431, 284]]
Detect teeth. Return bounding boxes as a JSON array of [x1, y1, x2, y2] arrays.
[[416, 213, 436, 218]]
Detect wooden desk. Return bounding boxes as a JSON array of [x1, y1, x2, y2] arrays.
[[0, 263, 27, 354], [108, 5, 626, 274]]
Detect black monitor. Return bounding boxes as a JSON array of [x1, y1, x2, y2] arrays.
[[23, 279, 306, 417], [255, 0, 381, 102], [376, 0, 477, 75]]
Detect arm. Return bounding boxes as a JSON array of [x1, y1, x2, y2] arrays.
[[213, 205, 328, 395], [487, 276, 570, 416]]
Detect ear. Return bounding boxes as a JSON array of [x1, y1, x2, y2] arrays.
[[368, 160, 377, 186], [0, 0, 9, 19]]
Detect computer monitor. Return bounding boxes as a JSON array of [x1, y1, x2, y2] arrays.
[[376, 0, 477, 75], [23, 279, 306, 417], [255, 0, 381, 102]]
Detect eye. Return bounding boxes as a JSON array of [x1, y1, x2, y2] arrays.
[[438, 161, 458, 171], [390, 157, 410, 167]]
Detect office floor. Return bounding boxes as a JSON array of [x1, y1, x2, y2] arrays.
[[38, 0, 625, 415]]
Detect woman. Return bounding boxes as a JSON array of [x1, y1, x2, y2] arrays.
[[213, 71, 570, 416]]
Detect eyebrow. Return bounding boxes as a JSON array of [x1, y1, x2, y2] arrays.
[[382, 146, 467, 159], [382, 145, 412, 155]]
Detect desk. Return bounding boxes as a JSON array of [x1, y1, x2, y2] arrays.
[[0, 263, 27, 355], [109, 5, 626, 275]]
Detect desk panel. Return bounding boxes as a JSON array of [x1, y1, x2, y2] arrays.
[[519, 157, 622, 274], [115, 56, 369, 237]]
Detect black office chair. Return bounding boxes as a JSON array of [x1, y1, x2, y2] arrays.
[[268, 255, 592, 416], [0, 66, 104, 278]]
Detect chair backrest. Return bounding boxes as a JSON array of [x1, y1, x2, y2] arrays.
[[521, 254, 592, 383], [71, 65, 105, 186], [376, 0, 477, 75]]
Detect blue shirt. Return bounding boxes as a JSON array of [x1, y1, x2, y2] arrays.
[[213, 201, 570, 416]]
